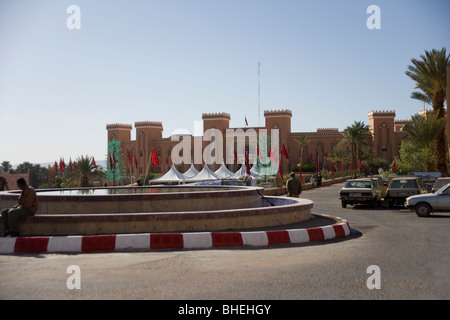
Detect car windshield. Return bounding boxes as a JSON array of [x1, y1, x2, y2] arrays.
[[389, 179, 418, 188], [435, 183, 450, 195], [344, 180, 372, 188], [433, 179, 450, 189]]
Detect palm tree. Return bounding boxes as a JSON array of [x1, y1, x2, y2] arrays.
[[327, 145, 349, 176], [340, 121, 372, 174], [1, 161, 12, 172], [65, 155, 104, 187], [402, 111, 446, 171], [405, 47, 450, 175], [295, 135, 309, 166]]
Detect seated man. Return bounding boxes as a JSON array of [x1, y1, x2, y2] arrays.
[[1, 178, 38, 237], [286, 172, 302, 197]]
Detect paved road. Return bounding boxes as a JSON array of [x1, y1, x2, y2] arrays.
[[1, 182, 449, 300]]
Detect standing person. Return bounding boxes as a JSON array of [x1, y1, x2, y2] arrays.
[[0, 175, 9, 191], [1, 178, 38, 237], [310, 175, 316, 188], [286, 172, 302, 197], [317, 172, 323, 187]]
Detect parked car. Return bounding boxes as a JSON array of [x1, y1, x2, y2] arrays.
[[408, 171, 441, 192], [386, 177, 427, 208], [431, 177, 450, 193], [339, 179, 381, 208], [405, 183, 450, 217]]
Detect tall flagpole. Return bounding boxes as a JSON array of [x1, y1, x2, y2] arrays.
[[258, 60, 261, 127]]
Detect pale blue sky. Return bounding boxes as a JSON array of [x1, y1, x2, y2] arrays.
[[0, 0, 449, 165]]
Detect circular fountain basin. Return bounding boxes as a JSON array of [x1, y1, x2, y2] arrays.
[[2, 186, 264, 214], [0, 186, 313, 236]]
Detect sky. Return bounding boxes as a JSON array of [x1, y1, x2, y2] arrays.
[[0, 0, 449, 166]]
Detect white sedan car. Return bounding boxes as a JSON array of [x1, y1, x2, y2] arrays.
[[405, 183, 450, 217]]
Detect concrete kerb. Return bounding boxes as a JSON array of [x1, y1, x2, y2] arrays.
[[0, 213, 351, 254]]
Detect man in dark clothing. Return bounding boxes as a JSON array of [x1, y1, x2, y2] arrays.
[[1, 178, 38, 237], [317, 172, 323, 187], [286, 172, 302, 197]]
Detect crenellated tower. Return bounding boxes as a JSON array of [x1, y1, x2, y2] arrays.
[[106, 123, 132, 143], [368, 110, 397, 163], [264, 109, 292, 172], [134, 121, 163, 174]]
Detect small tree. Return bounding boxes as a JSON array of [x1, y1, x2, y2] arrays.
[[327, 145, 349, 175], [1, 161, 12, 172], [395, 141, 431, 174], [64, 155, 104, 187], [368, 158, 389, 175], [402, 111, 446, 171]]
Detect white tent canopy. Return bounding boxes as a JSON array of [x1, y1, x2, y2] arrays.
[[214, 163, 234, 179], [187, 165, 220, 181], [231, 165, 248, 179], [231, 165, 261, 179], [183, 163, 200, 179], [151, 164, 185, 182]]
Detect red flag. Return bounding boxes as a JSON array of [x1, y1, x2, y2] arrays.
[[60, 158, 65, 172], [54, 161, 58, 172], [109, 153, 116, 169], [281, 143, 289, 161], [331, 162, 335, 178], [151, 149, 159, 167], [245, 150, 250, 175], [245, 116, 248, 126], [392, 161, 397, 170], [359, 160, 363, 171], [127, 149, 132, 166]]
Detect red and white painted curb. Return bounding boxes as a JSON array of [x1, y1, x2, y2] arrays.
[[0, 215, 351, 254]]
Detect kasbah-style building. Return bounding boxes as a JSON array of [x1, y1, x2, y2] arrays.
[[107, 67, 450, 182], [106, 107, 443, 183]]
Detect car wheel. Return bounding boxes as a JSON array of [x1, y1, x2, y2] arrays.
[[415, 203, 432, 217], [341, 200, 347, 208]]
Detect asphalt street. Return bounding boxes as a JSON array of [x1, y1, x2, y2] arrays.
[[1, 182, 449, 300]]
